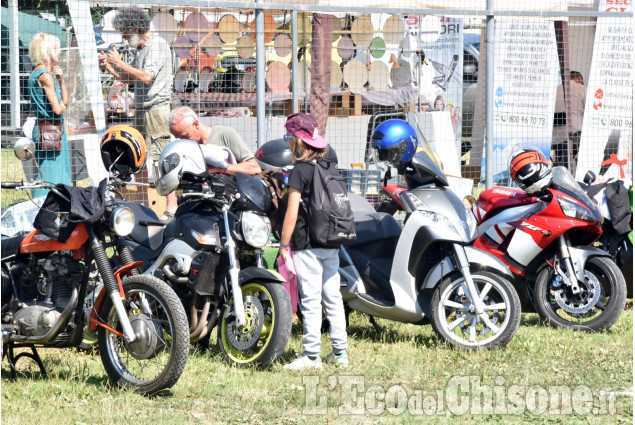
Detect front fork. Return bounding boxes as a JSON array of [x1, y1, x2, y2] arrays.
[[86, 226, 136, 343], [222, 206, 247, 326], [453, 243, 493, 323], [555, 234, 581, 294]]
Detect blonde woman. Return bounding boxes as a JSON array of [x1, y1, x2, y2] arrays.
[[28, 32, 71, 196]]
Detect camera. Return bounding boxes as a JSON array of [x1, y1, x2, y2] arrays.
[[97, 43, 130, 53]]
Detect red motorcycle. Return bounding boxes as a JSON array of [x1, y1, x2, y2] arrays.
[[471, 164, 626, 331]]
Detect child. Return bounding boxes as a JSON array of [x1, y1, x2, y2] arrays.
[[279, 113, 349, 370]]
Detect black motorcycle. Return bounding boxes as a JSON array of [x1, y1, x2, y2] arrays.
[[118, 139, 292, 367]]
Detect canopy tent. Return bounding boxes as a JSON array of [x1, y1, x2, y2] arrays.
[[0, 7, 67, 49]]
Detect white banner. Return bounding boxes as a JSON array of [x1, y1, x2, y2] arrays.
[[67, 0, 108, 185], [575, 0, 633, 182], [490, 19, 560, 184], [418, 17, 464, 149]]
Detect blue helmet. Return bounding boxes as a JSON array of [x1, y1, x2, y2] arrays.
[[371, 119, 418, 168]]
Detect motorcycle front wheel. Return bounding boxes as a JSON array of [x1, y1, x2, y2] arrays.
[[97, 275, 190, 395], [218, 281, 292, 367], [430, 271, 521, 349], [534, 256, 626, 331]]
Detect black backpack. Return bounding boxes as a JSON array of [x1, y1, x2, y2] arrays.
[[308, 159, 356, 247]]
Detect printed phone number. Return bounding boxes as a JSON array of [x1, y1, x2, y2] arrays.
[[590, 116, 633, 130], [496, 113, 547, 127]]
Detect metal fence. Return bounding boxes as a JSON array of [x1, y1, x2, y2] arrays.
[[1, 1, 632, 222]]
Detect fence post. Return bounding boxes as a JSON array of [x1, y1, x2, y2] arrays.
[[256, 0, 266, 147], [8, 0, 21, 129], [485, 0, 494, 188]]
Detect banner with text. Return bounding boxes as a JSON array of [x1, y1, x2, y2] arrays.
[[490, 19, 559, 184], [575, 0, 633, 182]]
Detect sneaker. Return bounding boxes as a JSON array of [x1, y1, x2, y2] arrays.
[[324, 351, 349, 368], [283, 355, 323, 370]]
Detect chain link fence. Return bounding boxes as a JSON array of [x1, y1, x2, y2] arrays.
[[1, 1, 632, 226]]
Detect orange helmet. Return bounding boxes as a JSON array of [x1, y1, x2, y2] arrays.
[[100, 125, 147, 179], [509, 148, 552, 194]]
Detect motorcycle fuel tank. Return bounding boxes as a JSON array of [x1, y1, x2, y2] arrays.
[[473, 187, 535, 222]]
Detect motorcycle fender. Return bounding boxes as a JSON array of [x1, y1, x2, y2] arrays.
[[464, 246, 514, 279], [569, 246, 612, 283], [422, 257, 455, 289], [238, 267, 285, 285], [421, 247, 513, 290]]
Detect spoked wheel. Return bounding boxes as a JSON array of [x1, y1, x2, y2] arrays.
[[97, 275, 189, 395], [430, 271, 521, 349], [534, 256, 626, 331], [218, 281, 292, 367]]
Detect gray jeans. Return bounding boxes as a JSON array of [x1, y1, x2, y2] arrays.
[[294, 248, 348, 357]]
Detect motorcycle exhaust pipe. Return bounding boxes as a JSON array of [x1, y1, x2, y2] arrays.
[[3, 286, 79, 344], [162, 265, 189, 284]]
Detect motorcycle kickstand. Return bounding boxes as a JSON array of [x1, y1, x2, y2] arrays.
[[4, 343, 47, 381], [368, 315, 383, 334]]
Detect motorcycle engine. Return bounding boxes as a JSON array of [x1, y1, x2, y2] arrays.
[[3, 254, 82, 337]]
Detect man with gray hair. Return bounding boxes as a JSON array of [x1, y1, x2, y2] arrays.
[[99, 6, 173, 219], [169, 106, 261, 176]]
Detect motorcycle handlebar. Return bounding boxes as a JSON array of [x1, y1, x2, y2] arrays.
[[1, 181, 23, 189], [1, 181, 52, 190]]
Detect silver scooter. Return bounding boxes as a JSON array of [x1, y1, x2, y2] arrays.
[[339, 149, 521, 349]]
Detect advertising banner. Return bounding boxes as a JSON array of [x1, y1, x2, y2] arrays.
[[68, 0, 109, 185], [490, 18, 560, 184], [418, 17, 464, 150], [575, 0, 633, 182]]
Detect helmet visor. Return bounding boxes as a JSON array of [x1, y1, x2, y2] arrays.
[[160, 152, 181, 177]]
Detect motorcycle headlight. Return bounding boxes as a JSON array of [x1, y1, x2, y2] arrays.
[[407, 193, 476, 240], [110, 206, 135, 236], [557, 197, 596, 222], [241, 211, 271, 248]]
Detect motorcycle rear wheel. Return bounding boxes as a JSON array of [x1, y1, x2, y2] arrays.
[[218, 281, 292, 367], [534, 256, 626, 331], [430, 271, 521, 349], [97, 275, 189, 395]]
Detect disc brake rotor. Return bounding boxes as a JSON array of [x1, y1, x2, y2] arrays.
[[554, 271, 601, 314], [226, 295, 264, 350]]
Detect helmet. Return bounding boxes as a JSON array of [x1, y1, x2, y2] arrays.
[[101, 125, 146, 179], [509, 148, 553, 194], [370, 119, 418, 168], [155, 139, 207, 196]]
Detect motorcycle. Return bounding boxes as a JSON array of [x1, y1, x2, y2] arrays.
[[1, 138, 190, 395], [118, 139, 292, 367], [470, 166, 627, 331], [257, 123, 522, 349], [586, 179, 633, 299]]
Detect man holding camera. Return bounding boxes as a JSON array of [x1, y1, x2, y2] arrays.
[[99, 6, 174, 219]]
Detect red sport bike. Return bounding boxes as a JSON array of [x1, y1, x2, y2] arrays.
[[470, 166, 626, 331]]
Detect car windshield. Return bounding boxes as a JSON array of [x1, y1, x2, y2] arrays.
[[551, 166, 597, 212]]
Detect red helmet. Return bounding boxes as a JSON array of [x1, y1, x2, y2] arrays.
[[509, 149, 552, 194]]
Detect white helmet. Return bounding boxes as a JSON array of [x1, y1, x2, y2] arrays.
[[155, 139, 207, 195]]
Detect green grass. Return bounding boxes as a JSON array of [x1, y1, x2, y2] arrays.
[[1, 147, 30, 209], [2, 303, 632, 424]]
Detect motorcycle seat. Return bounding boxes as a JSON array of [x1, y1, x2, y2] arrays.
[[349, 211, 402, 246], [1, 235, 24, 260]]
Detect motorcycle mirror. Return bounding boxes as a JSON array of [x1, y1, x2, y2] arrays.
[[14, 137, 35, 161], [583, 170, 597, 186], [463, 195, 477, 208]]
